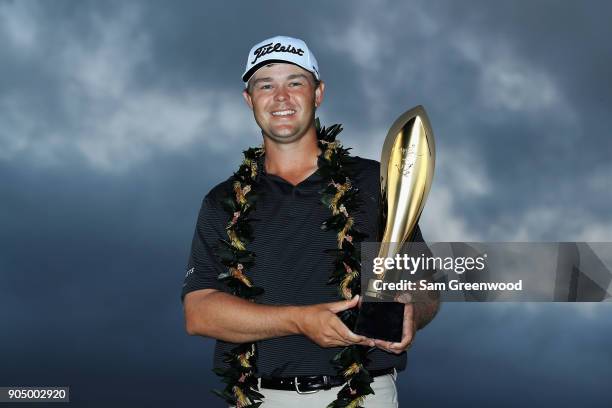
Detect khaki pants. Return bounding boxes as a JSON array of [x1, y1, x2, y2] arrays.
[[243, 370, 399, 408]]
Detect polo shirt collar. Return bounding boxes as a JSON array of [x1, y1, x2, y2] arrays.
[[255, 151, 325, 193]]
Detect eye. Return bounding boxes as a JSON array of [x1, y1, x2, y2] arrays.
[[289, 81, 303, 87], [260, 84, 272, 90]]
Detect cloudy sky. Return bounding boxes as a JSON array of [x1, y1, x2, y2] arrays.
[[1, 0, 610, 406]]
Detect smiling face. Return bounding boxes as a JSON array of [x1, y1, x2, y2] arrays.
[[243, 63, 324, 145]]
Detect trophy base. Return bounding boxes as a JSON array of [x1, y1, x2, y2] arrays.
[[354, 300, 404, 343]]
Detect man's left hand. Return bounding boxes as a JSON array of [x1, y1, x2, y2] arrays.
[[373, 303, 417, 354]]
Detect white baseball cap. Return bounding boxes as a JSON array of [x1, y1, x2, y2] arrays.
[[242, 35, 320, 83]]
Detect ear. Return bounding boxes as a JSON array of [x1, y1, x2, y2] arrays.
[[242, 89, 254, 109], [314, 80, 325, 108]]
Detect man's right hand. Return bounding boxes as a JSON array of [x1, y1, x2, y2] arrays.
[[296, 295, 375, 348], [185, 290, 375, 346]]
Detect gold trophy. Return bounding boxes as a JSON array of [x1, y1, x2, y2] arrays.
[[355, 105, 436, 342]]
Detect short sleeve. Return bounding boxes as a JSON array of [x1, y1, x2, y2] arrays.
[[411, 224, 434, 266], [395, 224, 436, 280], [408, 224, 439, 301], [181, 196, 228, 303], [412, 224, 425, 243]]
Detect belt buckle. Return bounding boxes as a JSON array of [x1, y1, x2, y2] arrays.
[[294, 376, 319, 394]]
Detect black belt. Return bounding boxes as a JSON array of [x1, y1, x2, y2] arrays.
[[260, 367, 395, 393]]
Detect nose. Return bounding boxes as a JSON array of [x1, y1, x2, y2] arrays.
[[274, 85, 289, 102]]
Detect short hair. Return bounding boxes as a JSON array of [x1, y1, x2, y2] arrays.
[[246, 72, 321, 95]]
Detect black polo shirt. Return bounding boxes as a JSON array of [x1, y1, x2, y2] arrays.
[[181, 155, 425, 377]]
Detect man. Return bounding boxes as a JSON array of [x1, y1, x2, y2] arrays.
[[182, 35, 439, 407]]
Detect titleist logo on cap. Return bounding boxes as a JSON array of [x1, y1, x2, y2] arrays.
[[251, 42, 305, 64]]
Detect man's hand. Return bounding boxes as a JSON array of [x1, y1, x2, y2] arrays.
[[373, 303, 417, 354], [297, 295, 376, 348]]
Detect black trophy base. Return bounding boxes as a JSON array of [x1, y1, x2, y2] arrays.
[[354, 300, 404, 343]]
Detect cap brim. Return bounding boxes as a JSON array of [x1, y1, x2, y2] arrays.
[[242, 59, 307, 83]]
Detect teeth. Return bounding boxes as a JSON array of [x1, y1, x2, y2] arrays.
[[271, 110, 296, 116]]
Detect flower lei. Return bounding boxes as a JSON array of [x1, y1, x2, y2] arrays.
[[213, 119, 374, 408]]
